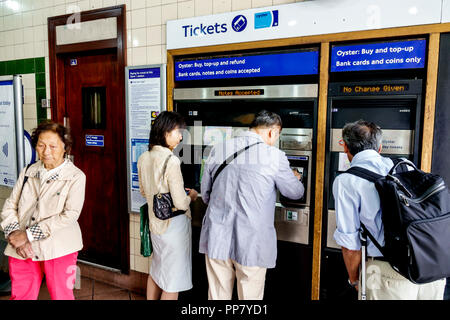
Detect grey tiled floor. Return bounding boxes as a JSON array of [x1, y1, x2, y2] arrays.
[[0, 276, 146, 300]]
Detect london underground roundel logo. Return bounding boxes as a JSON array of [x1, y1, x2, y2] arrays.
[[232, 15, 247, 32]]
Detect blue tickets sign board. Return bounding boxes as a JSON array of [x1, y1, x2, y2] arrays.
[[85, 135, 104, 147], [331, 39, 426, 72], [175, 50, 319, 81]]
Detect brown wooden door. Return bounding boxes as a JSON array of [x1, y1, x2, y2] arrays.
[[64, 50, 128, 271]]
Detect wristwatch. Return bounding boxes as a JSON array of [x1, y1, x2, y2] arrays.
[[348, 279, 359, 288]]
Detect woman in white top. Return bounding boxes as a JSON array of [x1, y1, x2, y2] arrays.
[[137, 111, 198, 300]]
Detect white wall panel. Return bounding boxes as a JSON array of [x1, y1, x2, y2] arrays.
[[442, 0, 450, 23], [56, 17, 117, 45], [167, 0, 443, 50]]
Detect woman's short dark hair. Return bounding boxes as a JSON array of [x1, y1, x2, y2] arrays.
[[249, 110, 282, 129], [31, 120, 72, 154], [342, 119, 382, 156], [149, 111, 186, 150]]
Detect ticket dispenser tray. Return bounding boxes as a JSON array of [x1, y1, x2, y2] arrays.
[[275, 206, 310, 245]]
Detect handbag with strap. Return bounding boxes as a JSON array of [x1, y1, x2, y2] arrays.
[[20, 164, 32, 197], [139, 203, 152, 257], [153, 155, 186, 220]]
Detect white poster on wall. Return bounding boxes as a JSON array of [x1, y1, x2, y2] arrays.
[[0, 80, 17, 187], [126, 65, 166, 213]]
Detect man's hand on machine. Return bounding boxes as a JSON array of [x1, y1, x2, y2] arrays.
[[292, 169, 302, 181]]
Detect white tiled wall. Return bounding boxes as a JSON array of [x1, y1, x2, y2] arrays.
[[0, 0, 299, 65], [21, 73, 37, 132], [122, 0, 301, 67], [0, 0, 305, 273]]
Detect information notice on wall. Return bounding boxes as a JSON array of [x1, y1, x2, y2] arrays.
[[0, 80, 17, 187], [126, 66, 166, 213], [331, 39, 426, 72], [175, 50, 319, 81]]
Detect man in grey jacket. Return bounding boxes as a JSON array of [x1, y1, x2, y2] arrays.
[[200, 110, 304, 300]]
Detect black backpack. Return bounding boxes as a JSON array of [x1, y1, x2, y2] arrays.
[[346, 158, 450, 284]]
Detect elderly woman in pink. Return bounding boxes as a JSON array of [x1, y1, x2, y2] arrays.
[[0, 121, 86, 300]]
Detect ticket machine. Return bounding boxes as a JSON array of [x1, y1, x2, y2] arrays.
[[173, 84, 316, 235], [173, 84, 318, 299], [171, 44, 321, 299], [321, 79, 423, 299]]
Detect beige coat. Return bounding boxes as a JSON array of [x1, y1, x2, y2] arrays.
[[138, 146, 191, 235], [0, 160, 86, 261]]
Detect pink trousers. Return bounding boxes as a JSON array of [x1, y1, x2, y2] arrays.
[[8, 252, 78, 300]]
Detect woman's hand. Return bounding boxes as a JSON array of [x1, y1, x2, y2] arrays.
[[16, 242, 34, 259], [187, 188, 198, 202], [8, 230, 28, 249]]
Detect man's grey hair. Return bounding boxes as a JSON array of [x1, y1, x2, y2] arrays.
[[249, 110, 282, 129], [342, 119, 383, 156]]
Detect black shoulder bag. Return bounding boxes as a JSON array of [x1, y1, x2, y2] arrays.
[[153, 155, 186, 220]]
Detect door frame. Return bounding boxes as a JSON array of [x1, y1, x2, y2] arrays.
[[48, 5, 129, 273]]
